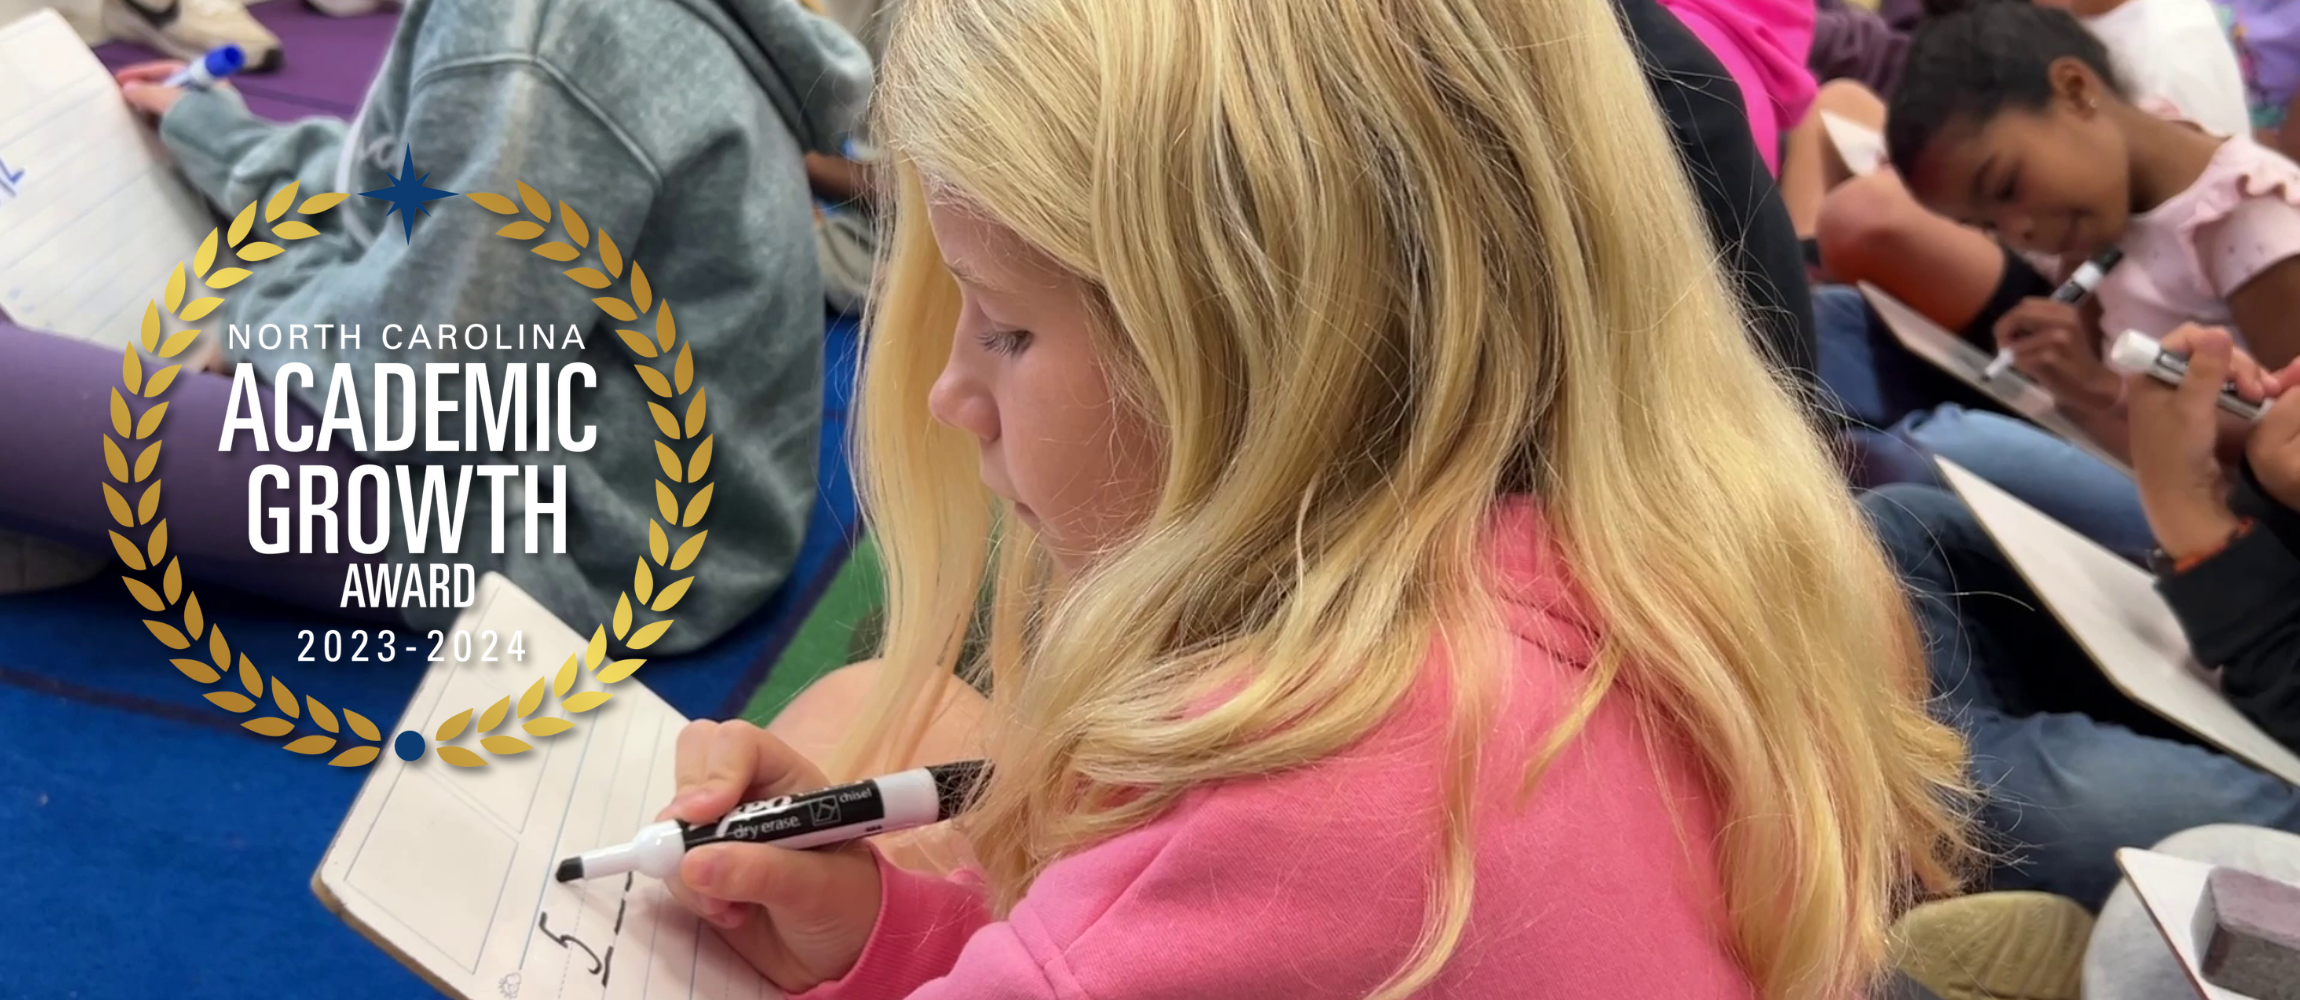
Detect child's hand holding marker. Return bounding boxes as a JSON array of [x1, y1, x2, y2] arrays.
[[115, 45, 244, 121], [1983, 246, 2124, 385], [2123, 325, 2284, 563], [1989, 297, 2122, 410]]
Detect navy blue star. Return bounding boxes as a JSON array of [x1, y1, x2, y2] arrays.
[[360, 146, 459, 242]]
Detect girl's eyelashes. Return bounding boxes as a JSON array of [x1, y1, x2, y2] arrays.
[[977, 328, 1034, 356]]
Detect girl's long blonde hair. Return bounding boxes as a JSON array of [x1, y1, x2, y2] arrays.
[[836, 1, 1973, 997]]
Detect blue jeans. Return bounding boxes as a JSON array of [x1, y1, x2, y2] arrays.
[[1892, 405, 2155, 562], [1861, 484, 2300, 909]]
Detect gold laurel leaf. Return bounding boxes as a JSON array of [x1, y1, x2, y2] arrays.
[[180, 589, 200, 639], [109, 389, 130, 437], [122, 344, 143, 395], [688, 435, 714, 481], [515, 676, 547, 720], [158, 329, 200, 359], [435, 708, 473, 742], [309, 698, 339, 733], [497, 220, 546, 240], [532, 242, 579, 262], [239, 654, 260, 697], [244, 717, 295, 737], [647, 402, 681, 440], [595, 297, 637, 322], [166, 557, 183, 603], [438, 746, 489, 768], [563, 691, 613, 714], [283, 734, 336, 755], [655, 302, 676, 351], [345, 709, 381, 742], [560, 202, 588, 247], [477, 695, 511, 733], [481, 735, 533, 755], [237, 242, 283, 262], [522, 716, 574, 737], [466, 191, 518, 215], [653, 442, 682, 483], [272, 221, 321, 240], [180, 298, 224, 322], [164, 264, 186, 313], [651, 576, 694, 613], [172, 658, 220, 683], [145, 620, 189, 648], [596, 659, 645, 684], [626, 619, 676, 650], [228, 201, 258, 247], [649, 521, 669, 565], [123, 576, 164, 611], [516, 181, 551, 221], [586, 626, 608, 672], [299, 192, 351, 214], [599, 231, 623, 278], [265, 181, 300, 222], [684, 393, 707, 439], [631, 264, 653, 314], [206, 692, 254, 712], [142, 302, 162, 353], [135, 442, 163, 482], [565, 267, 610, 289], [143, 365, 182, 400], [148, 518, 170, 565], [682, 484, 715, 528], [270, 676, 297, 718], [135, 402, 169, 439], [103, 437, 128, 483], [208, 625, 227, 671], [634, 364, 672, 398], [671, 531, 707, 571], [655, 481, 677, 523], [330, 746, 380, 767], [109, 532, 147, 572], [674, 343, 694, 394], [139, 482, 162, 525], [552, 653, 579, 698], [103, 484, 133, 528], [207, 267, 252, 289], [635, 559, 654, 603], [616, 329, 658, 358], [193, 230, 219, 279], [613, 592, 632, 640]]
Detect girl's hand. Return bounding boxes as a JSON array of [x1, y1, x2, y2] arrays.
[[2249, 357, 2300, 511], [658, 720, 883, 994], [2128, 325, 2247, 560], [115, 61, 192, 120], [1995, 297, 2120, 411]]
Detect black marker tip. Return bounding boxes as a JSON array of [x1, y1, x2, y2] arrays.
[[554, 857, 583, 883]]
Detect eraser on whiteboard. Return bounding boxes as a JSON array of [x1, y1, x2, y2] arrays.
[[2195, 865, 2300, 1000]]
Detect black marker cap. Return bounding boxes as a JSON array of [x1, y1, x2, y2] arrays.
[[554, 857, 583, 883]]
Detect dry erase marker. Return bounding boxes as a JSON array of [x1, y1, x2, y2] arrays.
[[2105, 329, 2272, 422], [1984, 246, 2126, 381], [554, 760, 987, 882], [161, 45, 246, 90]]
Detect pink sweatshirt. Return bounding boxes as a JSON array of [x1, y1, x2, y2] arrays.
[[1659, 0, 1819, 176], [799, 500, 1759, 999]]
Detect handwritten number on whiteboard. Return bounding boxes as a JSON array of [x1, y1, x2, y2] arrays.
[[534, 911, 602, 976]]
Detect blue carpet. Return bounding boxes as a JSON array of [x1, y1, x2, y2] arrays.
[[0, 312, 861, 999]]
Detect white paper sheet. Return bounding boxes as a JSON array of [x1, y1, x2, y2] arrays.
[[1857, 282, 2131, 473], [1940, 460, 2300, 785], [0, 9, 212, 345], [1819, 110, 1886, 178], [315, 572, 783, 1000], [2115, 848, 2251, 1000]]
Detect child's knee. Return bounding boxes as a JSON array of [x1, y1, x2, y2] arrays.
[[1815, 78, 1886, 124], [1815, 175, 1917, 276]]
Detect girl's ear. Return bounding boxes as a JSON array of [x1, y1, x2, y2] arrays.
[[2048, 56, 2104, 117]]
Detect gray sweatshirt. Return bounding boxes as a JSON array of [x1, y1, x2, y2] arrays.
[[156, 0, 871, 653]]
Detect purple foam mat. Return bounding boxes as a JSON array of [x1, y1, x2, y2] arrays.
[[96, 0, 398, 122]]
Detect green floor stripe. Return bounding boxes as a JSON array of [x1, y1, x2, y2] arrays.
[[740, 535, 884, 724]]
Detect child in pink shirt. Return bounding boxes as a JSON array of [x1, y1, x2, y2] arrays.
[[651, 1, 1975, 998], [1659, 0, 1820, 175]]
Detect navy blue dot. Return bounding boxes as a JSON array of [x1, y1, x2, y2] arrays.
[[394, 731, 426, 761]]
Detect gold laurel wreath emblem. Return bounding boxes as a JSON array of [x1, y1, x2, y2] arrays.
[[104, 180, 714, 768]]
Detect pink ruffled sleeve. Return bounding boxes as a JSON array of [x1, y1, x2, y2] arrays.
[[2191, 163, 2300, 299]]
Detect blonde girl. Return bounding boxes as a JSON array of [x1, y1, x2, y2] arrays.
[[657, 0, 1973, 997]]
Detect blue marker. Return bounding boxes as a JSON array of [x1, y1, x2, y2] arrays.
[[161, 45, 246, 90]]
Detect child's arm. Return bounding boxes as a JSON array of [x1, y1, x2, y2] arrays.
[[2225, 257, 2300, 370]]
